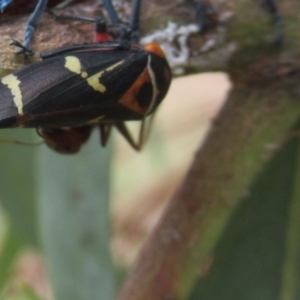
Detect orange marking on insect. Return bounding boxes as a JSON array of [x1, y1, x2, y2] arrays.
[[143, 43, 165, 58], [119, 68, 152, 115]]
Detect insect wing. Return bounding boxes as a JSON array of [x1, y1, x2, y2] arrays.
[[0, 49, 154, 128]]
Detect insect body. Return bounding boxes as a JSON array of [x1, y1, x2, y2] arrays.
[[0, 43, 171, 128], [0, 0, 172, 153], [0, 42, 171, 153]]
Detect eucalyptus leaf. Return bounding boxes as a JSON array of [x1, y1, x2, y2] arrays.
[[37, 130, 116, 300], [189, 125, 300, 300], [0, 227, 23, 293], [0, 129, 37, 246]]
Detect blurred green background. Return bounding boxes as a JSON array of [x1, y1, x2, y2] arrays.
[[0, 73, 230, 299]]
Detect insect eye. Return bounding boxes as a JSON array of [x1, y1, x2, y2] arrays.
[[136, 82, 153, 109]]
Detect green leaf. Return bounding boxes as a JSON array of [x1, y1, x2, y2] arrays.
[[189, 124, 300, 300], [37, 130, 117, 300], [0, 227, 23, 292], [2, 284, 43, 300], [0, 129, 38, 246]]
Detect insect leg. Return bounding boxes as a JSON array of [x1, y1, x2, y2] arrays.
[[189, 0, 212, 32], [112, 122, 140, 150], [0, 0, 12, 12], [10, 0, 48, 56], [130, 0, 142, 44], [102, 0, 120, 25], [21, 0, 48, 54], [0, 137, 43, 147], [47, 9, 99, 23], [10, 39, 33, 56], [99, 124, 113, 147], [112, 113, 156, 151], [261, 0, 284, 45]]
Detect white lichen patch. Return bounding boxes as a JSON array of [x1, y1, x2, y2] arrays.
[[140, 4, 234, 74], [141, 22, 199, 74]]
